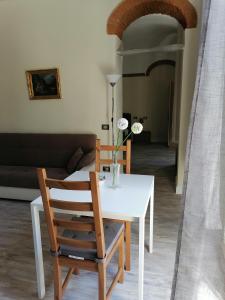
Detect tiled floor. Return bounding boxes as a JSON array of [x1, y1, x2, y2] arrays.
[[0, 144, 181, 300]]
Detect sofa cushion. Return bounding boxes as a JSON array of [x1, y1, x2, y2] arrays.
[[67, 147, 84, 174], [0, 166, 68, 189], [76, 150, 96, 171], [0, 148, 72, 169]]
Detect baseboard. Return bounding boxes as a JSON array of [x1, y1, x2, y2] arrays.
[[0, 186, 40, 201], [176, 184, 183, 195]]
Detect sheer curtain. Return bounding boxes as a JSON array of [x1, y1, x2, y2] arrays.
[[171, 0, 225, 299]]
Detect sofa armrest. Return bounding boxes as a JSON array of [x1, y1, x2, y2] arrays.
[[79, 161, 96, 171]]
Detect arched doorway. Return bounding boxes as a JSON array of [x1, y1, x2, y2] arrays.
[[119, 13, 182, 179], [107, 1, 197, 181], [107, 0, 197, 39]]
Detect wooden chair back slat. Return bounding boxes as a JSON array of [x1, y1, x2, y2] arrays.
[[53, 219, 95, 232], [99, 159, 127, 166], [45, 179, 91, 190], [57, 236, 97, 249], [37, 168, 106, 259], [97, 145, 127, 151], [95, 139, 131, 174], [50, 199, 93, 212]]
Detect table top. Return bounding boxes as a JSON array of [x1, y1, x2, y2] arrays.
[[31, 171, 154, 220]]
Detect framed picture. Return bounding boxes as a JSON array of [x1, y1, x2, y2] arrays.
[[26, 68, 61, 100]]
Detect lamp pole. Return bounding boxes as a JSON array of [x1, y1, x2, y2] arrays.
[[106, 74, 122, 146], [110, 82, 116, 146]]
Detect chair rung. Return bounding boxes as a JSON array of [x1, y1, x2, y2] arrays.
[[106, 268, 123, 299], [59, 256, 98, 272]]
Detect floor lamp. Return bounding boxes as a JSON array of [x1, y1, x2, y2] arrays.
[[106, 74, 122, 145]]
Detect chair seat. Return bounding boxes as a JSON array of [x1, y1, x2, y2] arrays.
[[60, 219, 124, 261]]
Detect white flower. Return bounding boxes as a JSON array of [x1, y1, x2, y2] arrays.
[[117, 118, 128, 131], [131, 122, 143, 134]]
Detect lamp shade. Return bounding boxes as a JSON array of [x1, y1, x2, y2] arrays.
[[106, 74, 122, 85]]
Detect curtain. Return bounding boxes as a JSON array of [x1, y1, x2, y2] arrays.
[[171, 1, 225, 299]]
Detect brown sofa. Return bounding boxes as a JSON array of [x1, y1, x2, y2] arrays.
[[0, 133, 96, 200]]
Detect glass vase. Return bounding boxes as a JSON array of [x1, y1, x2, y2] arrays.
[[110, 162, 120, 188]]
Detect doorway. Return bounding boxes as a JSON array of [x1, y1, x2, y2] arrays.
[[120, 14, 181, 187]]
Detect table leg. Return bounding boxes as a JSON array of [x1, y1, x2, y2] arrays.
[[149, 181, 154, 253], [31, 204, 45, 299], [138, 217, 145, 300]]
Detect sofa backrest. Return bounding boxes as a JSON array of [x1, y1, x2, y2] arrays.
[[0, 133, 96, 168]]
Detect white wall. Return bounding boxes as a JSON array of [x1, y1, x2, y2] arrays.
[[172, 27, 184, 144], [123, 52, 176, 74], [0, 0, 121, 144], [123, 64, 175, 142], [176, 0, 202, 194]]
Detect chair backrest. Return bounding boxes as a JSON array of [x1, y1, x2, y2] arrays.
[[95, 139, 131, 174], [37, 169, 105, 259]]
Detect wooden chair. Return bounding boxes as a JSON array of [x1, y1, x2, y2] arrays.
[[95, 139, 131, 174], [37, 169, 125, 300], [95, 139, 132, 271]]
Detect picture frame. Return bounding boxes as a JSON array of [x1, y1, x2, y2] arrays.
[[26, 68, 61, 100]]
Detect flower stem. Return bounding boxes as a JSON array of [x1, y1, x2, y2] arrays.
[[116, 131, 132, 150], [116, 129, 120, 150]]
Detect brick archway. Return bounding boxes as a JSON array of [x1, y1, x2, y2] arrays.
[[107, 0, 197, 39]]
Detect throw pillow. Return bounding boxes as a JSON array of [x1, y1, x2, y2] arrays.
[[76, 149, 96, 170], [67, 147, 84, 174]]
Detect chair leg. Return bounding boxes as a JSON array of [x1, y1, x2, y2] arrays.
[[62, 268, 77, 293], [53, 258, 63, 300], [125, 221, 131, 271], [118, 234, 125, 284], [73, 267, 80, 275], [98, 263, 107, 300]]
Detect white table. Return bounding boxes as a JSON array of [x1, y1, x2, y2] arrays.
[[31, 171, 154, 300]]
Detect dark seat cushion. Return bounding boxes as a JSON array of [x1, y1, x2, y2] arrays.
[[60, 219, 124, 261], [0, 166, 68, 189]]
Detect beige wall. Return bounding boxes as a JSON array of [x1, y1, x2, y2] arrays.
[[0, 0, 121, 144], [176, 0, 202, 193], [123, 64, 175, 143], [0, 0, 202, 191]]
